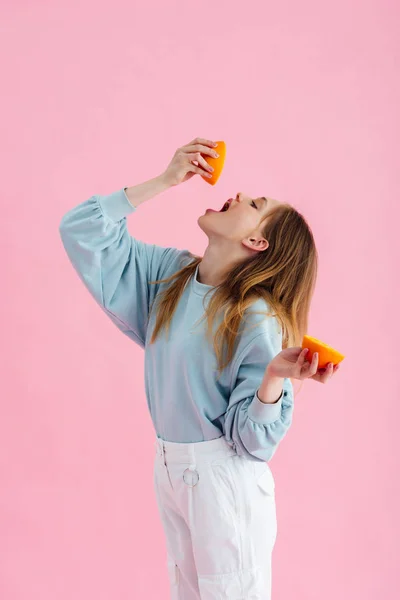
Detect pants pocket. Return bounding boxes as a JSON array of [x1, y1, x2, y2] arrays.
[[254, 463, 275, 497]]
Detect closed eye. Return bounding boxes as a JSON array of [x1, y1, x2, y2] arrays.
[[251, 200, 257, 209]]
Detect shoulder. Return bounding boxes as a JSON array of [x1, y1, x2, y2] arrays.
[[228, 297, 283, 372], [148, 246, 194, 280]]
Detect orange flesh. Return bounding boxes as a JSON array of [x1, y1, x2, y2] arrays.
[[302, 334, 345, 369]]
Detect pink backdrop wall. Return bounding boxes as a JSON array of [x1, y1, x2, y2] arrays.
[[1, 1, 399, 598]]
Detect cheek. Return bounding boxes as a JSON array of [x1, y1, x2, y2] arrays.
[[221, 221, 254, 242], [227, 212, 255, 232]]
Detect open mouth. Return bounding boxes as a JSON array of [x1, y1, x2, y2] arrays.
[[219, 199, 232, 212]]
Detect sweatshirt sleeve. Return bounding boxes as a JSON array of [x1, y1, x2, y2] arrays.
[[223, 328, 294, 463], [59, 187, 190, 348]]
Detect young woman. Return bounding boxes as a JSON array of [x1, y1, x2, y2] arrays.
[[59, 136, 339, 599]]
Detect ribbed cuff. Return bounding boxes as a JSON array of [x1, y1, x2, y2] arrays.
[[247, 388, 283, 425], [97, 187, 136, 223]]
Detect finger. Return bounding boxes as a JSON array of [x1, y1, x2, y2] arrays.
[[197, 154, 214, 173], [320, 363, 334, 383], [302, 351, 318, 377], [185, 137, 217, 149], [188, 151, 214, 173], [297, 347, 309, 368], [183, 144, 219, 158], [187, 160, 213, 178], [323, 363, 339, 376], [309, 352, 319, 377], [187, 151, 212, 168]]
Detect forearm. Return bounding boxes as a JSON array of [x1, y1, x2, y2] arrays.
[[257, 368, 284, 404], [124, 173, 172, 208]]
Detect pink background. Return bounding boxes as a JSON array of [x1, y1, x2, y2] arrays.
[[1, 1, 399, 598]]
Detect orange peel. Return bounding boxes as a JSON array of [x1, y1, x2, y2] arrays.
[[201, 140, 226, 185]]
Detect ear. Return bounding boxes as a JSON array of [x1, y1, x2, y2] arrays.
[[242, 236, 269, 252]]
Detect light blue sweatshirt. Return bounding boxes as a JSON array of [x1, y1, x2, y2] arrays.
[[59, 187, 294, 462]]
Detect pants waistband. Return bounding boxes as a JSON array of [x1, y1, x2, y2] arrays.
[[154, 435, 237, 464]]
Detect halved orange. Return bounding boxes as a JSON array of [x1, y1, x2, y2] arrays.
[[302, 335, 345, 370], [201, 140, 226, 185]]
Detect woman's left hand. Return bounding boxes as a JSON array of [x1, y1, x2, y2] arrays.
[[267, 347, 340, 383]]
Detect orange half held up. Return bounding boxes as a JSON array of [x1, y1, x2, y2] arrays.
[[201, 140, 226, 185], [301, 335, 345, 370]]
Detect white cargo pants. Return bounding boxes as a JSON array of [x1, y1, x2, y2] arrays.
[[153, 435, 277, 599]]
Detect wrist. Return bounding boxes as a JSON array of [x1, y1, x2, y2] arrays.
[[158, 170, 177, 189], [265, 364, 280, 379], [123, 174, 173, 209], [258, 369, 284, 404]]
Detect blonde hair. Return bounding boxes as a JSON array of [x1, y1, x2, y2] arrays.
[[147, 201, 318, 392]]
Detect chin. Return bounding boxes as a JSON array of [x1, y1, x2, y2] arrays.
[[197, 214, 206, 229], [197, 214, 213, 235]]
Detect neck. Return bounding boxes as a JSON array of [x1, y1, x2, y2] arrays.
[[198, 244, 249, 286]]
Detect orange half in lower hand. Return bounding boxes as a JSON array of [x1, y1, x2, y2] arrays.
[[201, 140, 226, 185], [302, 335, 345, 370]]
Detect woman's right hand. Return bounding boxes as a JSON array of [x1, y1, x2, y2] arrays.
[[162, 137, 219, 187]]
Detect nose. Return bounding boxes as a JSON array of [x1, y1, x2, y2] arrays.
[[230, 193, 241, 208]]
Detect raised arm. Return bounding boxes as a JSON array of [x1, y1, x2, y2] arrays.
[[58, 177, 190, 348]]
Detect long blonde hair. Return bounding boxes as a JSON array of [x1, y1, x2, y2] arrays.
[[147, 201, 318, 391]]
